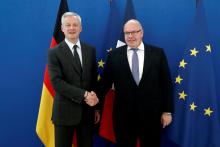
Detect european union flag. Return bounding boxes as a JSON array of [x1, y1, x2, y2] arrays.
[[93, 0, 122, 146], [96, 0, 122, 77], [168, 0, 220, 147], [97, 0, 137, 146]]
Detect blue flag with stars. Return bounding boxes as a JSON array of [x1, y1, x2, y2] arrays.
[[96, 0, 122, 81], [97, 0, 137, 145], [94, 0, 122, 146], [168, 0, 220, 147]]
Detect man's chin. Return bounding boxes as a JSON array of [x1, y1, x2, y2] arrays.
[[128, 44, 137, 48]]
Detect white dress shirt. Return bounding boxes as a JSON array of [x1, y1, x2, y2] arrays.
[[65, 38, 83, 66], [127, 42, 145, 80]]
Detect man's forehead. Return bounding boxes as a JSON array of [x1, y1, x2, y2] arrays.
[[124, 23, 140, 30], [64, 17, 80, 23], [65, 15, 75, 19]]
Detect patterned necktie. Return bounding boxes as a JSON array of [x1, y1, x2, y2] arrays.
[[73, 45, 82, 73], [131, 48, 139, 85]]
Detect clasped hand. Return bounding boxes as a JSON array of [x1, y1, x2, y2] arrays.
[[84, 91, 99, 106]]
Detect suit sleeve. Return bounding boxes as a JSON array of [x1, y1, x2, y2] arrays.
[[90, 47, 101, 110], [48, 49, 85, 103], [159, 49, 174, 113], [91, 47, 98, 92]]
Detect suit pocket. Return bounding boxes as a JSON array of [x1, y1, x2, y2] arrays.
[[53, 100, 68, 122]]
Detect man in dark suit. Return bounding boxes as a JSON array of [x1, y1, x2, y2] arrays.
[[98, 19, 173, 147], [48, 12, 99, 147]]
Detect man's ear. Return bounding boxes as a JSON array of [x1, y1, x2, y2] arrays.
[[80, 25, 82, 33]]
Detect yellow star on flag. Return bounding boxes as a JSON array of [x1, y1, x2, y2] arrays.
[[97, 74, 101, 81], [205, 44, 212, 53], [175, 75, 183, 84], [98, 59, 105, 68], [179, 90, 187, 100], [190, 48, 199, 57], [179, 59, 187, 68], [190, 102, 197, 111], [107, 47, 113, 52], [204, 107, 213, 116]]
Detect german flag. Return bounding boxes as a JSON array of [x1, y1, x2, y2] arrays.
[[36, 0, 70, 146]]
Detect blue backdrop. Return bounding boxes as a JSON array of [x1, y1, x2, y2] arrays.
[[0, 0, 219, 146]]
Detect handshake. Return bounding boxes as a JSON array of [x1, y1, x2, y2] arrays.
[[84, 91, 99, 107]]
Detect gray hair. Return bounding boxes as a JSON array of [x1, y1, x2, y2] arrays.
[[123, 19, 143, 31], [61, 12, 82, 25]]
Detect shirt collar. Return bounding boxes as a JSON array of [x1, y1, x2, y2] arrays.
[[65, 38, 81, 51], [127, 42, 144, 51]]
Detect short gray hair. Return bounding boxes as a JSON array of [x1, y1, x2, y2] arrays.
[[123, 19, 143, 31], [61, 12, 82, 25]]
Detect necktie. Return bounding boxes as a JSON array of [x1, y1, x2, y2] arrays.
[[73, 45, 82, 73], [131, 48, 139, 85]]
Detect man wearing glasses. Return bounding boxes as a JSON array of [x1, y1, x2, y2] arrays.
[[98, 19, 173, 147]]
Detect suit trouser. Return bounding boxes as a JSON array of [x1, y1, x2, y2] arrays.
[[54, 123, 93, 147], [115, 126, 161, 147], [115, 113, 162, 147]]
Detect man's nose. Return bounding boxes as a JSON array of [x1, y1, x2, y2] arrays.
[[70, 25, 75, 29], [128, 33, 133, 37]]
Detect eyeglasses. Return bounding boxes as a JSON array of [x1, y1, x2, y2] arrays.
[[124, 29, 141, 36]]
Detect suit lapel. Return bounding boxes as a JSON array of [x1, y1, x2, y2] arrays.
[[121, 46, 139, 86], [61, 41, 82, 76], [139, 44, 151, 85], [81, 43, 88, 79]]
